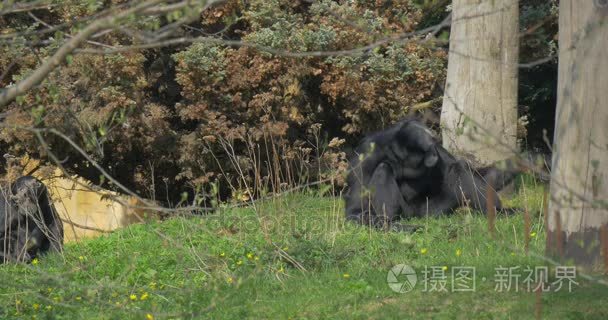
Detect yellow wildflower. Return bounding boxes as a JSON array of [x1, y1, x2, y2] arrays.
[[129, 294, 137, 301], [420, 248, 428, 255]]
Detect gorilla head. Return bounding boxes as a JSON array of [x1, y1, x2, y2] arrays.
[[386, 120, 439, 178], [11, 177, 46, 218]]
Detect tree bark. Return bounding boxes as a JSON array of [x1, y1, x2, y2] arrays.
[[440, 0, 519, 166], [547, 0, 608, 271]]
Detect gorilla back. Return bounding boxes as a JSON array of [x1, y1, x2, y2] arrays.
[[1, 176, 63, 263]]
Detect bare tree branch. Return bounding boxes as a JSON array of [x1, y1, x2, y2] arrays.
[[27, 11, 116, 49], [0, 0, 169, 107], [0, 0, 226, 107], [0, 0, 55, 15], [76, 13, 452, 56]]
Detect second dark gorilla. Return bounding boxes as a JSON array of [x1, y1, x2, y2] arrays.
[[0, 176, 63, 263], [344, 118, 515, 229]]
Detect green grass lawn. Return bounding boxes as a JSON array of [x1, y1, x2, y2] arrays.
[[1, 178, 607, 319]]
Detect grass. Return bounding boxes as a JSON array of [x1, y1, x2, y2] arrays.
[[1, 177, 607, 319]]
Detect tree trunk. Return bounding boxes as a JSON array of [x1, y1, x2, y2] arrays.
[[546, 0, 608, 271], [440, 0, 519, 166]]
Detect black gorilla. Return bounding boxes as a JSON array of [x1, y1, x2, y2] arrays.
[[1, 176, 63, 263], [344, 118, 515, 229], [344, 119, 439, 225]]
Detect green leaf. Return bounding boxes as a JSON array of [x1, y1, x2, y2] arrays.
[[98, 126, 107, 137]]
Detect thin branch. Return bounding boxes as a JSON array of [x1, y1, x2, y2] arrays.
[[60, 218, 114, 234], [0, 0, 169, 107], [0, 1, 55, 16], [27, 12, 116, 49], [0, 0, 228, 108], [76, 13, 452, 56]]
